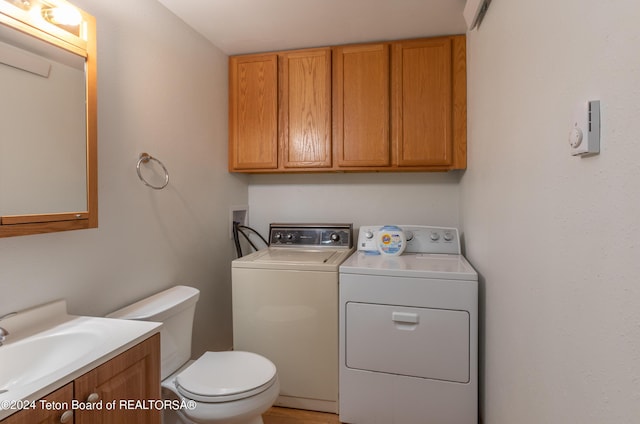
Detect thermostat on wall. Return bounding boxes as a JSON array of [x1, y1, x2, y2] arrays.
[[569, 100, 600, 156]]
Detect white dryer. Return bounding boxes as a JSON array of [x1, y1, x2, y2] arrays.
[[339, 225, 478, 424]]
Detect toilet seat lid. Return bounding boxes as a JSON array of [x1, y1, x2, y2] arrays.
[[175, 351, 277, 402]]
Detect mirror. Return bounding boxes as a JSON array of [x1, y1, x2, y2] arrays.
[[0, 0, 96, 237]]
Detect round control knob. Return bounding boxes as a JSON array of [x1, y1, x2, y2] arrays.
[[405, 231, 414, 241], [365, 231, 374, 239], [286, 234, 294, 240], [443, 231, 454, 242], [430, 232, 440, 241], [569, 126, 583, 148], [330, 233, 341, 242], [274, 233, 282, 241]]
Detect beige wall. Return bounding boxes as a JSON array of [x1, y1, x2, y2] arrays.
[[462, 1, 640, 422], [5, 2, 640, 421], [248, 172, 462, 239], [0, 0, 248, 356]]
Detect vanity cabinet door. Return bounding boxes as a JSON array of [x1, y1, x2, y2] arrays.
[[74, 334, 160, 424], [1, 384, 74, 424]]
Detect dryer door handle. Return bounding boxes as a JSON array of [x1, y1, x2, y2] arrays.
[[392, 312, 419, 324]]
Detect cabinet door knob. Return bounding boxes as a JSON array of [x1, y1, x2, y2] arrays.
[[60, 410, 73, 423], [86, 392, 100, 403]]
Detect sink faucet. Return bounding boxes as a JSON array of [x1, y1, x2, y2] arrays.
[[0, 312, 17, 346]]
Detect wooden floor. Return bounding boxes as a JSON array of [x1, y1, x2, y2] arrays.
[[262, 407, 341, 424]]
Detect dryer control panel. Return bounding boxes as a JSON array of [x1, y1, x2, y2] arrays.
[[357, 225, 460, 255]]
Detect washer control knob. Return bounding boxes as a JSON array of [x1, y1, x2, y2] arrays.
[[274, 233, 282, 241], [330, 233, 340, 242], [286, 233, 294, 240], [405, 231, 414, 241], [430, 232, 440, 241], [443, 231, 454, 242], [365, 231, 374, 239]]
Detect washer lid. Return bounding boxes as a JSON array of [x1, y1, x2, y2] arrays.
[[232, 247, 354, 271], [254, 248, 337, 263], [175, 351, 277, 401]]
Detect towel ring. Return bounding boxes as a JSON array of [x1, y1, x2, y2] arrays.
[[136, 152, 169, 190]]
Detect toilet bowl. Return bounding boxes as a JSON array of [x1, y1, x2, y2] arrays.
[[162, 353, 279, 424], [107, 286, 279, 424]]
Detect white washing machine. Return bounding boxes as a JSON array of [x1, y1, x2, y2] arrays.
[[232, 223, 354, 413], [339, 225, 478, 424]]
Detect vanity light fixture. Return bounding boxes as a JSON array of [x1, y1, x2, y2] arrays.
[[41, 3, 81, 27], [5, 0, 32, 12]]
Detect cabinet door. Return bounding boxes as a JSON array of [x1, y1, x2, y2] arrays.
[[391, 37, 466, 168], [229, 54, 278, 170], [279, 48, 332, 168], [333, 44, 390, 167], [1, 384, 74, 424], [74, 334, 160, 424]]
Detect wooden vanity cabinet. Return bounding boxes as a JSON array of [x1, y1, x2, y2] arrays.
[[1, 384, 74, 424], [1, 335, 160, 424], [75, 334, 160, 424]]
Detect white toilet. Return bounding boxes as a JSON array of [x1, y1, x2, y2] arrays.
[[108, 285, 279, 424]]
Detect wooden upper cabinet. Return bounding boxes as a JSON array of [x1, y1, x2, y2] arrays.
[[392, 36, 467, 169], [279, 48, 332, 168], [227, 35, 466, 173], [229, 54, 278, 170], [333, 44, 390, 167]]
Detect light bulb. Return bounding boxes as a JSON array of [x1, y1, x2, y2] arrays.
[[42, 5, 82, 27]]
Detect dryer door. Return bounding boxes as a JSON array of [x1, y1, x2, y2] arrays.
[[345, 302, 469, 383]]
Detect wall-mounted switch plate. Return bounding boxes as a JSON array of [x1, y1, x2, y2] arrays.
[[569, 100, 600, 156], [229, 206, 248, 238]]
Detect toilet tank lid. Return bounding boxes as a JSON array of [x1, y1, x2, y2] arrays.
[[107, 285, 200, 321]]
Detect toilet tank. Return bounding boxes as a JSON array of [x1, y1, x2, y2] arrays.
[[107, 285, 200, 379]]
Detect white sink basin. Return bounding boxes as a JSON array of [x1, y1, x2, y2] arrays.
[[0, 331, 101, 390], [0, 299, 161, 420]]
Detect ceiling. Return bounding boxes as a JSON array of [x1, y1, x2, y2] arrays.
[[156, 0, 468, 55]]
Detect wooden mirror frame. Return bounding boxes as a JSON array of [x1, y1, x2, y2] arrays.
[[0, 0, 97, 237]]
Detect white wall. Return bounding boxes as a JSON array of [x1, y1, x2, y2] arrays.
[[462, 1, 640, 423], [0, 0, 248, 356], [248, 172, 462, 240]]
